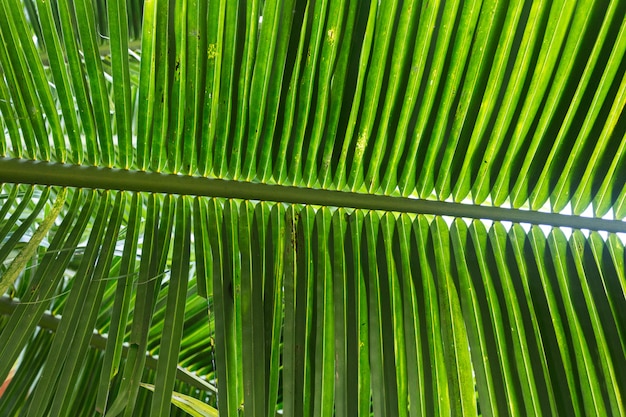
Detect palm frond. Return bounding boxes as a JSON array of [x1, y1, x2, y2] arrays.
[[1, 1, 625, 416]]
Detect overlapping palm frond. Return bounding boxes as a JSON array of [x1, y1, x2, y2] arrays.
[[0, 0, 625, 416]]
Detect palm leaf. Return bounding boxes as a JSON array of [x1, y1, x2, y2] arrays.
[[1, 1, 625, 416]]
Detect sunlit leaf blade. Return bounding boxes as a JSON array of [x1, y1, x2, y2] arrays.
[[148, 0, 173, 173], [198, 0, 225, 177], [331, 209, 348, 417], [287, 0, 330, 186], [0, 189, 96, 383], [27, 191, 113, 417], [141, 383, 218, 417], [312, 207, 334, 417], [471, 0, 552, 205], [569, 230, 624, 416], [207, 199, 241, 417], [431, 217, 475, 417], [593, 234, 626, 370], [540, 1, 626, 214], [0, 186, 36, 244], [414, 215, 449, 416], [0, 187, 62, 295], [469, 220, 524, 416], [365, 0, 418, 193], [48, 192, 125, 416], [239, 200, 267, 417], [123, 195, 175, 417], [452, 1, 527, 203], [0, 330, 52, 415], [0, 72, 21, 156], [192, 198, 211, 299], [347, 209, 370, 417], [281, 205, 298, 417], [35, 0, 82, 163], [0, 2, 48, 160], [104, 194, 170, 417], [150, 196, 191, 416], [333, 1, 377, 190], [168, 0, 189, 174], [528, 226, 584, 417], [397, 214, 425, 417], [226, 0, 260, 181], [451, 219, 502, 416], [489, 222, 543, 417], [294, 205, 316, 417], [491, 0, 577, 207], [510, 0, 598, 209], [509, 224, 560, 416], [581, 61, 626, 217], [265, 204, 284, 417], [107, 0, 133, 169], [136, 0, 159, 171], [180, 0, 206, 176], [72, 0, 114, 166], [212, 2, 241, 178], [346, 0, 398, 192], [55, 0, 99, 164], [96, 193, 142, 413], [364, 211, 402, 417], [383, 215, 408, 417], [436, 0, 509, 201], [300, 0, 346, 187], [418, 0, 481, 199], [547, 229, 607, 416]]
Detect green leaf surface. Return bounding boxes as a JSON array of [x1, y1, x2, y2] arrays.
[[141, 383, 218, 417]]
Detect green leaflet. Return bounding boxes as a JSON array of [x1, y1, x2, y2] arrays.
[[141, 383, 218, 417], [0, 188, 63, 295]]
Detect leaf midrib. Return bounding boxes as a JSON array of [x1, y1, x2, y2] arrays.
[[0, 157, 623, 233]]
